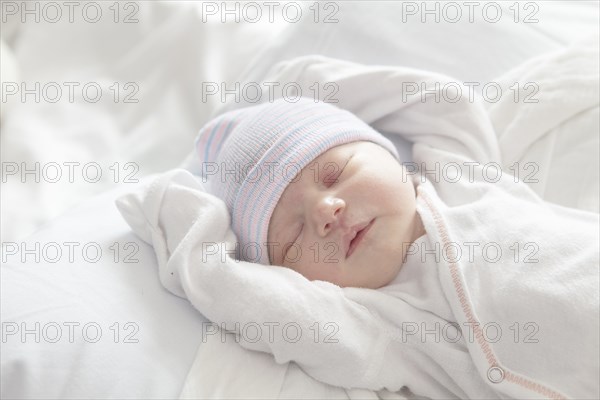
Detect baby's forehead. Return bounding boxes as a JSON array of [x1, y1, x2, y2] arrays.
[[310, 140, 360, 160], [308, 140, 387, 165]]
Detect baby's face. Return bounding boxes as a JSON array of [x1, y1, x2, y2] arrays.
[[267, 141, 424, 289]]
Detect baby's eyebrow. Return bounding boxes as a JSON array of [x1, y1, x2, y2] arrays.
[[342, 153, 354, 170], [329, 152, 354, 178]]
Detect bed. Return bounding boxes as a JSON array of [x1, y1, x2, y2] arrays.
[[1, 1, 599, 398]]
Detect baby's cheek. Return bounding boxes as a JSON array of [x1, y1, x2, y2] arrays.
[[360, 170, 399, 196], [288, 246, 344, 283]]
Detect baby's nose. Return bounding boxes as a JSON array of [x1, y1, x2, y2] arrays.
[[314, 196, 346, 237]]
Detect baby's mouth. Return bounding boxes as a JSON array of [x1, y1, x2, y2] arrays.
[[345, 219, 375, 259]]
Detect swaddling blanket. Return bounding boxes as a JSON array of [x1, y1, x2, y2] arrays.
[[116, 37, 599, 399]]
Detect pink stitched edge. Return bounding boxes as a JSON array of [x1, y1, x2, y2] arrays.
[[418, 186, 567, 400]]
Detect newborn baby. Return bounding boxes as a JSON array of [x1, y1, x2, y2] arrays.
[[137, 93, 596, 400], [198, 97, 424, 288]]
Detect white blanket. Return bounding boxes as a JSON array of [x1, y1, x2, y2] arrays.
[[116, 36, 599, 399]]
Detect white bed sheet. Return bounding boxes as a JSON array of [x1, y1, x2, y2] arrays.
[[1, 1, 598, 399], [1, 176, 212, 399], [0, 1, 287, 243]]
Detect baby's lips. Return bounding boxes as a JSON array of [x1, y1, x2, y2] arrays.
[[343, 219, 374, 258]]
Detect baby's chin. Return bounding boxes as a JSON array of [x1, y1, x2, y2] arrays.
[[352, 251, 404, 289]]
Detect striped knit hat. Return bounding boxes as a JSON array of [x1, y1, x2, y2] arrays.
[[195, 98, 399, 265]]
